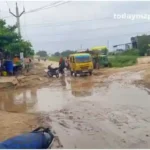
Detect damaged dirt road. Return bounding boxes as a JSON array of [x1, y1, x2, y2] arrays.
[[0, 63, 150, 148]]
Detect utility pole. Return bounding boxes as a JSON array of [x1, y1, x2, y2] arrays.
[[9, 2, 25, 37]]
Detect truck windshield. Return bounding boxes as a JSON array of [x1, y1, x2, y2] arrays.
[[75, 55, 91, 63]]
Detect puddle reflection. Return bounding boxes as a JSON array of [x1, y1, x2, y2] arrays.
[[70, 77, 94, 97], [0, 75, 150, 114], [0, 89, 37, 113]]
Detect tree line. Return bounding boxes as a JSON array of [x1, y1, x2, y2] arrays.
[[36, 50, 75, 58], [36, 34, 150, 58]]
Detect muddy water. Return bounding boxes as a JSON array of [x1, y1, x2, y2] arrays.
[[1, 71, 150, 148], [0, 76, 95, 113]]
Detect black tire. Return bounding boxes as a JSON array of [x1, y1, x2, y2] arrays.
[[74, 72, 77, 77], [47, 71, 52, 77], [71, 71, 73, 76]]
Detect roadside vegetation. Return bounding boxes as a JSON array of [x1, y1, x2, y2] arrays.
[[48, 49, 140, 68], [108, 55, 138, 67], [108, 49, 140, 67], [0, 19, 34, 57]]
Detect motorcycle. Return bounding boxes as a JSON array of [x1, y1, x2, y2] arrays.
[[47, 64, 59, 78], [0, 127, 54, 149]]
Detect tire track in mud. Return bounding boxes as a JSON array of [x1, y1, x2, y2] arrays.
[[50, 102, 150, 148], [45, 71, 150, 148]]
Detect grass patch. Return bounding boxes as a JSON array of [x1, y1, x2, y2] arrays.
[[49, 56, 59, 62], [108, 55, 138, 67]]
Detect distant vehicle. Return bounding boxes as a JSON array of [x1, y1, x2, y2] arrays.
[[77, 46, 111, 68], [69, 53, 93, 77]]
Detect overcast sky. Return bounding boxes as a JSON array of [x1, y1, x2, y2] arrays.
[[1, 1, 150, 53]]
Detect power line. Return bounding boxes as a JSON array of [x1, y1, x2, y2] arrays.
[[1, 1, 67, 19], [21, 21, 150, 37], [25, 1, 70, 14], [22, 16, 112, 27], [37, 1, 71, 11], [30, 30, 150, 43], [25, 1, 62, 14], [2, 1, 71, 19]]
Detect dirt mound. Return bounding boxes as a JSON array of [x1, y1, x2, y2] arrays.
[[0, 111, 38, 141], [137, 56, 150, 64]]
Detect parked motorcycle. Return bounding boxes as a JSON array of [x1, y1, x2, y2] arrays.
[[47, 64, 59, 78], [0, 127, 54, 149]]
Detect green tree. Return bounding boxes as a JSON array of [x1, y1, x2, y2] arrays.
[[0, 19, 34, 57], [36, 50, 48, 57], [53, 52, 60, 56], [61, 50, 75, 57], [53, 50, 75, 57], [136, 34, 150, 56]]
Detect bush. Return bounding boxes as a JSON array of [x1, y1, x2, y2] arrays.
[[108, 55, 138, 67], [121, 49, 139, 56]]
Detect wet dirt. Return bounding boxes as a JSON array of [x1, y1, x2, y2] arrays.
[[0, 70, 150, 148]]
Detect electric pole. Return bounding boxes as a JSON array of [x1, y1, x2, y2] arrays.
[[9, 2, 25, 37]]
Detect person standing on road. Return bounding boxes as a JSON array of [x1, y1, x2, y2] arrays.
[[59, 57, 65, 74], [65, 57, 70, 70]]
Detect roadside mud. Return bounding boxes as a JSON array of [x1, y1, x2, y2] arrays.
[[0, 111, 38, 141]]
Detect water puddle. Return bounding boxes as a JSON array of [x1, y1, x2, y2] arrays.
[[0, 72, 149, 113], [0, 76, 95, 113]]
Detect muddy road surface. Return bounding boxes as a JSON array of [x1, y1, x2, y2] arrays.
[[0, 70, 150, 148]]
